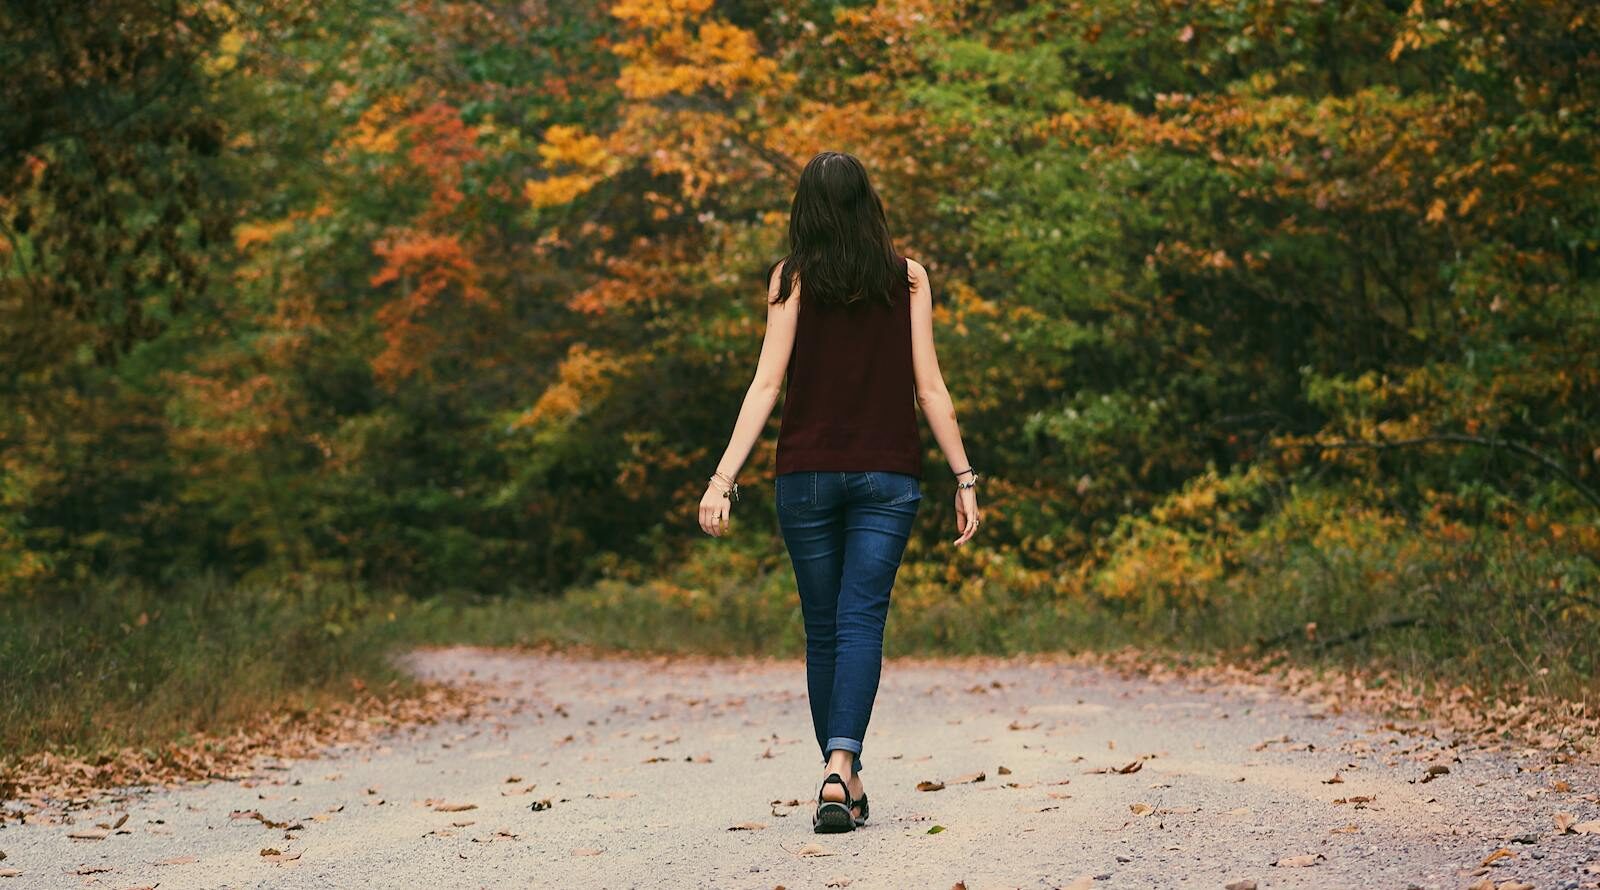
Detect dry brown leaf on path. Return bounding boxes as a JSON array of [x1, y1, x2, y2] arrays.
[[1084, 760, 1144, 775], [1419, 764, 1450, 783], [67, 829, 109, 841], [431, 801, 478, 812], [823, 876, 852, 887], [1224, 881, 1257, 890], [0, 869, 19, 878], [952, 771, 986, 784], [1271, 853, 1325, 867], [1129, 803, 1154, 816], [1555, 811, 1577, 832], [916, 780, 945, 792], [1572, 819, 1600, 834], [997, 765, 1012, 775], [1480, 847, 1514, 866], [794, 842, 838, 857], [260, 848, 302, 863], [1062, 876, 1096, 890], [728, 822, 767, 831]]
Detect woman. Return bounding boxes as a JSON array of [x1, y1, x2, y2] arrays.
[[695, 150, 981, 834]]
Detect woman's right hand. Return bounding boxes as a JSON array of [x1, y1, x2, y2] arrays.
[[954, 485, 980, 545]]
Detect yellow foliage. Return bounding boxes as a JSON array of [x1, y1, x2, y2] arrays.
[[610, 0, 714, 30], [524, 173, 603, 208], [512, 344, 626, 429], [536, 125, 612, 169]]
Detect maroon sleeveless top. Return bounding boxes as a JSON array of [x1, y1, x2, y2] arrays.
[[773, 254, 924, 479]]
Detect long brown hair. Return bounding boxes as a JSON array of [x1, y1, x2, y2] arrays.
[[765, 151, 909, 310]]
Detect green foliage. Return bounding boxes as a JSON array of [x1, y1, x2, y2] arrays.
[[0, 0, 1595, 719]]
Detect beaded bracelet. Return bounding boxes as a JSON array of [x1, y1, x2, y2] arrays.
[[956, 470, 980, 490]]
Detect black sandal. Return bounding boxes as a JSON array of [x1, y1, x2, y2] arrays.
[[853, 787, 869, 826], [812, 772, 856, 834]]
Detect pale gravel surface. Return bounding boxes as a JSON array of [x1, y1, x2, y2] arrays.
[[2, 646, 1598, 889]]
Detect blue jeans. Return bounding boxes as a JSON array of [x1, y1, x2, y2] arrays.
[[775, 470, 922, 775]]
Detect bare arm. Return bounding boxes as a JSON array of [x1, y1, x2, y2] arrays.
[[908, 258, 981, 545], [698, 263, 799, 537]]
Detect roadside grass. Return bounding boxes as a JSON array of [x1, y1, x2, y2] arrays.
[[4, 516, 1594, 766], [0, 574, 411, 760]]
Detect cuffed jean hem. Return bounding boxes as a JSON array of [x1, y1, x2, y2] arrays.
[[824, 736, 864, 774]]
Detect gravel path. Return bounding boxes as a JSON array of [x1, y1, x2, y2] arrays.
[[2, 646, 1597, 889]]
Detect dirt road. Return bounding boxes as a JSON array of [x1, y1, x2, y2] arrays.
[[2, 647, 1597, 889]]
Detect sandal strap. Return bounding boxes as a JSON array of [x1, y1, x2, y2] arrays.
[[817, 772, 855, 808]]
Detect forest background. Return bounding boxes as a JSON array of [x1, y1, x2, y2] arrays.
[[2, 0, 1596, 762]]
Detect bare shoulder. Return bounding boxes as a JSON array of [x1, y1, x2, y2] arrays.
[[904, 257, 930, 294]]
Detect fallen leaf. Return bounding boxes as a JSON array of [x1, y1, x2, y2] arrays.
[[1322, 773, 1344, 784], [431, 802, 477, 812], [952, 771, 986, 784], [67, 829, 109, 841], [1224, 881, 1257, 890], [1272, 853, 1325, 867], [0, 870, 18, 879], [916, 780, 945, 792], [824, 877, 852, 888], [1573, 819, 1600, 834], [529, 799, 552, 812], [927, 825, 945, 834], [997, 765, 1012, 775], [1062, 877, 1095, 890], [1555, 812, 1577, 833], [1419, 765, 1450, 783], [1481, 848, 1514, 866], [260, 848, 302, 863], [728, 822, 766, 831], [796, 843, 837, 856], [1129, 803, 1154, 816]]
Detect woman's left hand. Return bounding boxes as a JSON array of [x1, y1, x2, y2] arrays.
[[698, 484, 732, 537]]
